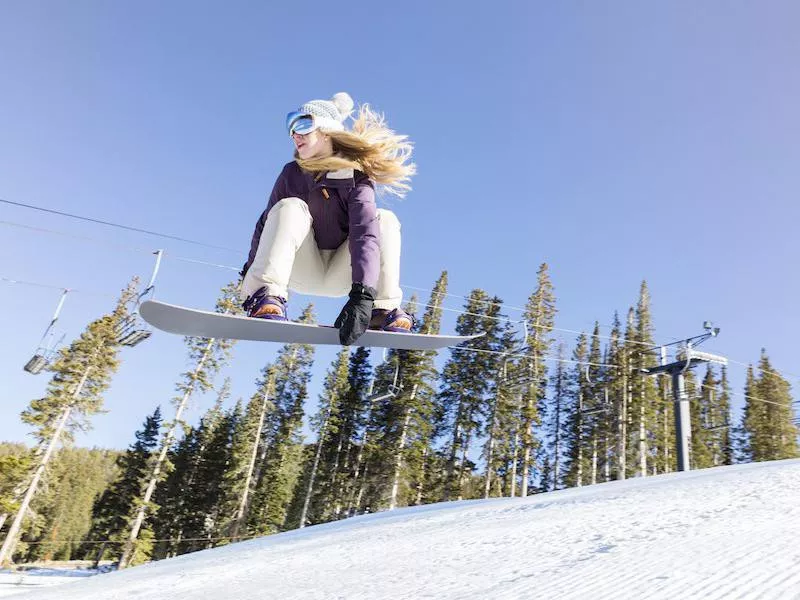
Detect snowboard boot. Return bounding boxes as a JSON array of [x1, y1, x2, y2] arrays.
[[242, 287, 288, 321], [369, 307, 415, 333]]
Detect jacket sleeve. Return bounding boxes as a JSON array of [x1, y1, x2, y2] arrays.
[[347, 179, 380, 290], [242, 164, 291, 277]]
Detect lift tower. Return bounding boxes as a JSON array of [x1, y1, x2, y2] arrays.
[[641, 322, 727, 472]]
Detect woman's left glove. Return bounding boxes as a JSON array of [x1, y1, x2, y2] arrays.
[[334, 283, 376, 345]]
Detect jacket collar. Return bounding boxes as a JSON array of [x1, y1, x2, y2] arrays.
[[319, 167, 356, 189]]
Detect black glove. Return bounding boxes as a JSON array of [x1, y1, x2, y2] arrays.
[[334, 283, 376, 345]]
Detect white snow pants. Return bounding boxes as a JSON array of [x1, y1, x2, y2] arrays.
[[241, 197, 403, 310]]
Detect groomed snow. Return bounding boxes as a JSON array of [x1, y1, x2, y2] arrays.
[[7, 459, 800, 599]]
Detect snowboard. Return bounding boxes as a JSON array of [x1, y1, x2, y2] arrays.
[[139, 300, 483, 350]]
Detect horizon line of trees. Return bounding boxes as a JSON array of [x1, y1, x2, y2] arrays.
[[1, 265, 797, 567]]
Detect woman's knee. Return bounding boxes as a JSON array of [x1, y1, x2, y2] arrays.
[[270, 197, 310, 219], [377, 208, 401, 233]]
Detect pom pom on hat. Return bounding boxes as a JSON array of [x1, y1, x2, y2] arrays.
[[331, 92, 354, 120]]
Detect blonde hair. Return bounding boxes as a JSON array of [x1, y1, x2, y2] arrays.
[[295, 104, 416, 197]]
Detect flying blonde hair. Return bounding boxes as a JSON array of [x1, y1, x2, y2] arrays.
[[295, 104, 416, 198]]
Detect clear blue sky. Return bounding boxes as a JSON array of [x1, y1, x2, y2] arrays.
[[1, 1, 798, 449]]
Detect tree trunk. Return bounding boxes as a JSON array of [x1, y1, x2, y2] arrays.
[[576, 391, 583, 487], [389, 385, 416, 510], [325, 421, 346, 519], [639, 402, 647, 477], [299, 393, 335, 529], [457, 423, 473, 501], [347, 397, 377, 516], [414, 445, 428, 506], [444, 404, 463, 502], [521, 353, 539, 497], [231, 373, 274, 540], [510, 428, 519, 498], [483, 389, 501, 499], [617, 357, 628, 480]]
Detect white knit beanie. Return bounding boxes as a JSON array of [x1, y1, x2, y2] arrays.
[[297, 92, 355, 132]]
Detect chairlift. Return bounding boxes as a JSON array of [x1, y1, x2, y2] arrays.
[[116, 315, 152, 347], [120, 250, 163, 347], [579, 386, 611, 417], [368, 348, 402, 402], [23, 289, 69, 374], [702, 414, 731, 432]]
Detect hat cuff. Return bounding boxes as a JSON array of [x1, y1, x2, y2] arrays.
[[314, 116, 345, 132]]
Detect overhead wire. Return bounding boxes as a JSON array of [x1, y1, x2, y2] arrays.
[[0, 197, 244, 254], [698, 383, 796, 411], [1, 219, 240, 273], [0, 276, 114, 299]]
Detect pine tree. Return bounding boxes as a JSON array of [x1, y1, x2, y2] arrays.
[[686, 369, 712, 469], [438, 290, 505, 501], [630, 281, 659, 477], [223, 366, 277, 541], [543, 344, 569, 491], [151, 424, 200, 559], [0, 280, 138, 566], [0, 448, 32, 529], [619, 307, 637, 478], [562, 334, 589, 488], [518, 264, 556, 496], [605, 312, 626, 480], [23, 448, 118, 562], [337, 347, 377, 516], [177, 381, 236, 554], [690, 367, 717, 469], [481, 323, 519, 498], [357, 276, 448, 512], [583, 323, 606, 484], [718, 366, 734, 465], [743, 351, 799, 461], [738, 365, 760, 463], [246, 305, 316, 535], [82, 407, 162, 563], [330, 347, 373, 515], [118, 281, 241, 568], [293, 347, 350, 528], [386, 280, 449, 509]]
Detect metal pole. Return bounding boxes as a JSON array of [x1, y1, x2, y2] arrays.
[[672, 369, 691, 472], [142, 250, 164, 298]]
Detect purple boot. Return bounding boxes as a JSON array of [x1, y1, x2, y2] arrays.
[[242, 287, 288, 321], [369, 307, 416, 333]]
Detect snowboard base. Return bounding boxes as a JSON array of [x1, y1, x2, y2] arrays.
[[139, 300, 483, 350]]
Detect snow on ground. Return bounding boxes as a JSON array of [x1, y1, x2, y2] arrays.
[[6, 459, 800, 600], [0, 569, 97, 597]]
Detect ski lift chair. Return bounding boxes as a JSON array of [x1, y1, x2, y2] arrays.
[[115, 315, 152, 347], [368, 349, 403, 402], [23, 290, 69, 374], [118, 250, 163, 347]]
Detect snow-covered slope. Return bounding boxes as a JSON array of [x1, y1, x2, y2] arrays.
[[9, 459, 800, 600]]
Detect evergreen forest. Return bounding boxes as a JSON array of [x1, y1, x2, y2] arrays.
[[1, 265, 797, 568]]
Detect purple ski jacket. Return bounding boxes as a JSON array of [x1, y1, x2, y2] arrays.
[[244, 161, 381, 290]]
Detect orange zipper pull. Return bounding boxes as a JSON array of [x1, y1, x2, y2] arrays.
[[321, 188, 330, 200]]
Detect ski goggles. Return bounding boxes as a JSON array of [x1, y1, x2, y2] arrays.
[[286, 110, 345, 136], [286, 111, 317, 136]]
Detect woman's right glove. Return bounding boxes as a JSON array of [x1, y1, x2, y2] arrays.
[[334, 283, 376, 346]]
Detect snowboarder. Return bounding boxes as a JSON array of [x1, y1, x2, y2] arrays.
[[240, 92, 417, 345]]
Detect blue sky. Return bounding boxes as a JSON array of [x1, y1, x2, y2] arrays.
[[1, 1, 798, 449]]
